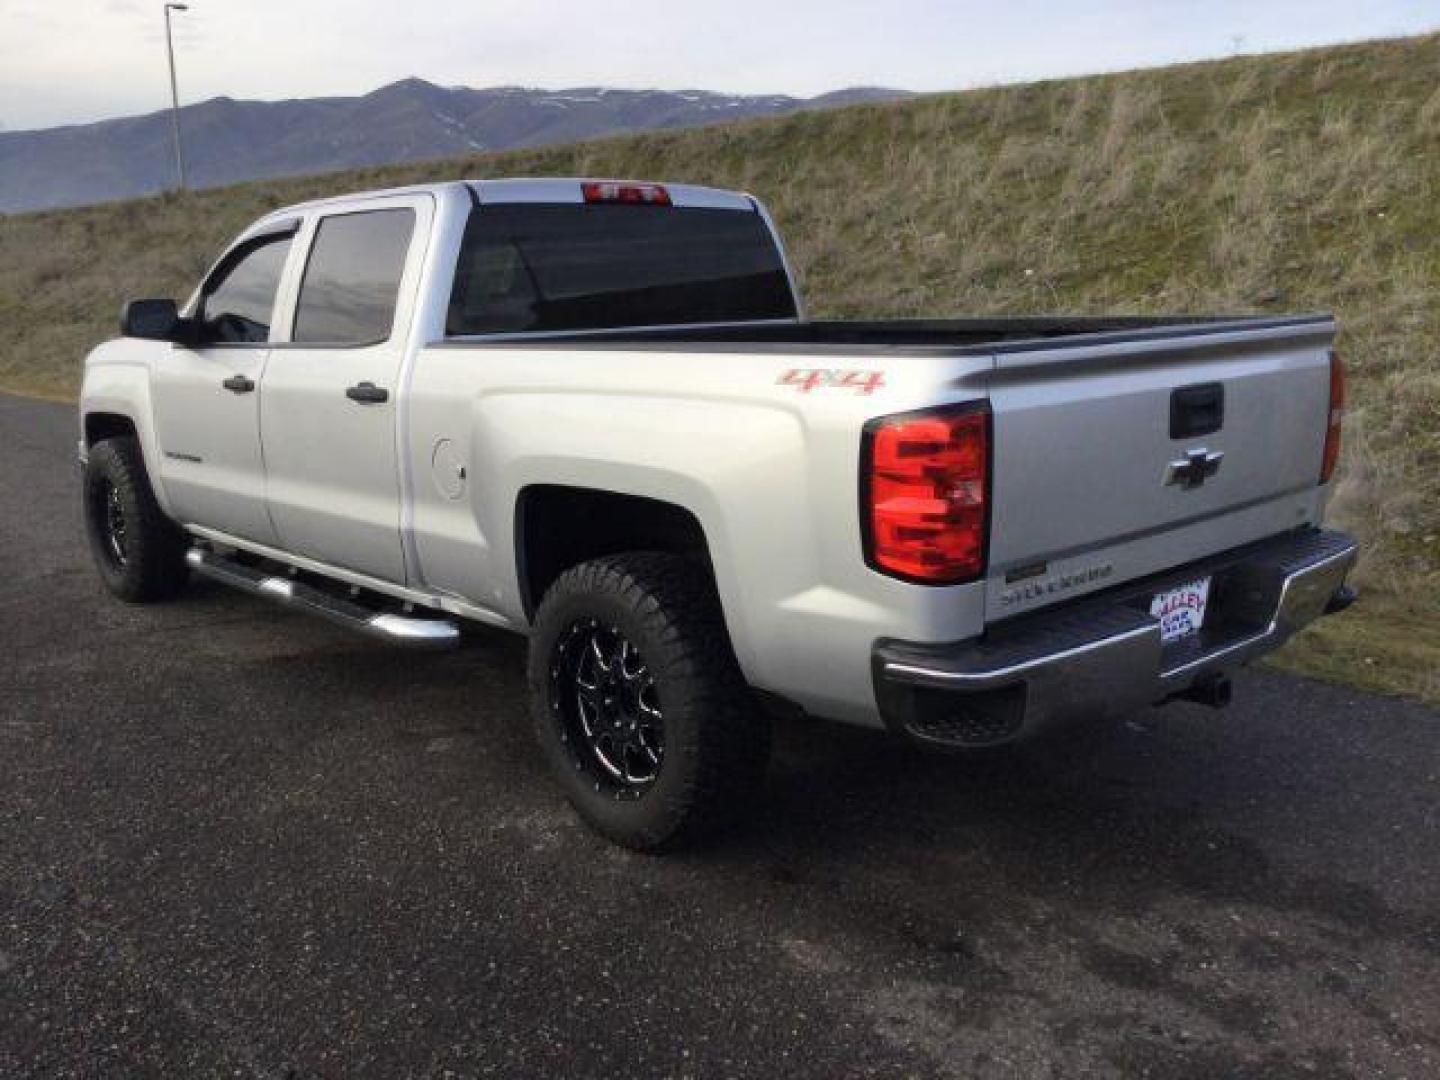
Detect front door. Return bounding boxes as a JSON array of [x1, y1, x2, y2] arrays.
[[259, 198, 428, 584], [149, 224, 297, 545]]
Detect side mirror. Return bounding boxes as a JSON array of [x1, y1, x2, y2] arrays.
[[120, 298, 193, 343]]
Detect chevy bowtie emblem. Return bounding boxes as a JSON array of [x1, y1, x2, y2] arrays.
[[1165, 447, 1224, 489]]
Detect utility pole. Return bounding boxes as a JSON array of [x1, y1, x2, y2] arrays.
[[164, 3, 189, 192]]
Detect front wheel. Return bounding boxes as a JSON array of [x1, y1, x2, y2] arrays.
[[82, 436, 189, 603], [528, 553, 771, 851]]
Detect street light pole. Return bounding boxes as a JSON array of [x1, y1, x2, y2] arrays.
[[163, 2, 189, 192]]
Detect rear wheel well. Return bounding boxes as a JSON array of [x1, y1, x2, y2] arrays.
[[516, 485, 713, 620], [84, 412, 138, 448]]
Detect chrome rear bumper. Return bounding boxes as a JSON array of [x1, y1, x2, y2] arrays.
[[872, 528, 1358, 749]]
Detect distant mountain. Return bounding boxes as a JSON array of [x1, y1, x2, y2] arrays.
[[0, 80, 912, 213]]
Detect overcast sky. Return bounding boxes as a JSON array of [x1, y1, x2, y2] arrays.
[[1, 0, 1436, 131]]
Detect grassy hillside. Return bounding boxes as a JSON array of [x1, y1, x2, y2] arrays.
[[2, 34, 1437, 700]]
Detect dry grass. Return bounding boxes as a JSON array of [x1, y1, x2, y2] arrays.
[[1268, 597, 1440, 705], [1, 33, 1437, 700]]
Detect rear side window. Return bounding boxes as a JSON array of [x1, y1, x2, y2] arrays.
[[446, 203, 796, 336], [292, 209, 415, 345], [200, 234, 293, 344]]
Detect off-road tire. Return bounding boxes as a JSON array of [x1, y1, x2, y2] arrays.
[[528, 553, 771, 851], [82, 436, 189, 602]]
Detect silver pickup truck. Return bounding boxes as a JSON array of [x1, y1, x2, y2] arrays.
[[79, 177, 1357, 849]]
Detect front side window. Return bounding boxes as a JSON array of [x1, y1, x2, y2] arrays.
[[199, 234, 293, 344], [292, 209, 415, 345], [446, 203, 797, 336]]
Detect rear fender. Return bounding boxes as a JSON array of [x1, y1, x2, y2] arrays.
[[478, 392, 806, 679]]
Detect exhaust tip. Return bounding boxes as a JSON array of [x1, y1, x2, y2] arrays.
[[1325, 584, 1358, 615], [1179, 674, 1233, 710]]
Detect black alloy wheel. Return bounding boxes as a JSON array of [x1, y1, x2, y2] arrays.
[[551, 619, 665, 797]]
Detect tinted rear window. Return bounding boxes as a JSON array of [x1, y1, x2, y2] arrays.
[[446, 203, 796, 336], [293, 209, 415, 345]]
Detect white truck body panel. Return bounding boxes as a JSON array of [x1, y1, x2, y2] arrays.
[[983, 322, 1335, 619], [258, 193, 435, 582]]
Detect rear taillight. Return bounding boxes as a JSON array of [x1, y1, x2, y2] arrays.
[[1320, 349, 1345, 484], [581, 181, 671, 206], [862, 404, 990, 584]]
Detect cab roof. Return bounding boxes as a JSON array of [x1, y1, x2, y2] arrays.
[[266, 178, 756, 217]]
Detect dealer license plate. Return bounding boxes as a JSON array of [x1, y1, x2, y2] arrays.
[[1150, 577, 1211, 643]]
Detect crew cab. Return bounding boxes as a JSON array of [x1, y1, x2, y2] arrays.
[[79, 178, 1357, 849]]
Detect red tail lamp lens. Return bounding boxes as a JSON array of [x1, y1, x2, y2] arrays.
[[1321, 349, 1344, 484], [864, 406, 990, 583]]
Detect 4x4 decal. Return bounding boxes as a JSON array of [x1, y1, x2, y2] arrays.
[[778, 368, 886, 395]]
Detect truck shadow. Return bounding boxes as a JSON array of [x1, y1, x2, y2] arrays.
[[194, 595, 1430, 975], [717, 695, 1428, 961]]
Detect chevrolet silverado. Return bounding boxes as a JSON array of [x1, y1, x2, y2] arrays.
[[78, 178, 1357, 849]]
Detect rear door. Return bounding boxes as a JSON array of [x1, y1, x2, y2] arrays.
[[259, 195, 431, 583], [150, 221, 298, 544], [983, 321, 1334, 620]]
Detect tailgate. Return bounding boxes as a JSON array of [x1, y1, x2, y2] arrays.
[[984, 319, 1335, 621]]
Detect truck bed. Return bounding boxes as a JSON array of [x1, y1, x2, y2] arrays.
[[441, 314, 1331, 353]]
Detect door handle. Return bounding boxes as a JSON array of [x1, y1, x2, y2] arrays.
[[222, 375, 255, 394], [345, 381, 389, 404]]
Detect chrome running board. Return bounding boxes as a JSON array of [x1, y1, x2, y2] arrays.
[[185, 548, 460, 650]]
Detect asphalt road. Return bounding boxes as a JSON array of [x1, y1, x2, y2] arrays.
[[2, 391, 1437, 1079]]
